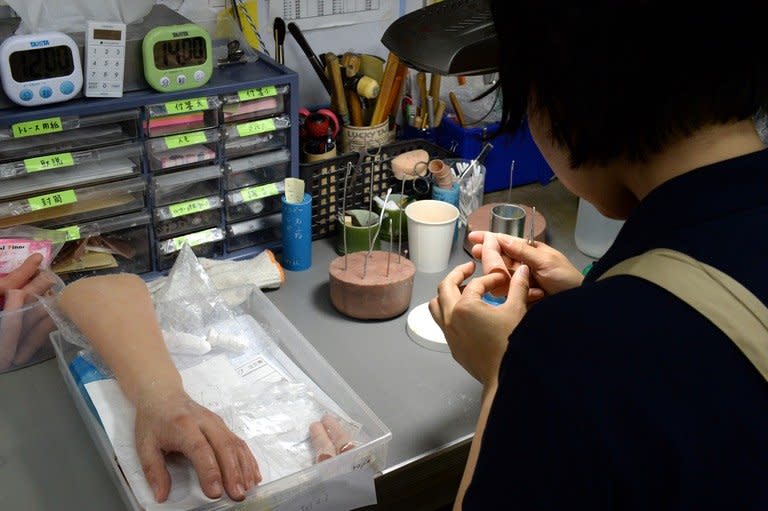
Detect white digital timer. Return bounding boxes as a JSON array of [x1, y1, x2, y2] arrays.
[[0, 31, 83, 107]]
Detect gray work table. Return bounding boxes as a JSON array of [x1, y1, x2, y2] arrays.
[[0, 180, 591, 511]]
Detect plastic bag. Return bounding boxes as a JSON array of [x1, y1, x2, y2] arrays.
[[0, 225, 67, 277]]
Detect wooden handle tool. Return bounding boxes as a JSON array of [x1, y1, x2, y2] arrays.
[[347, 89, 364, 127], [370, 52, 400, 126], [429, 73, 442, 115], [449, 91, 467, 127], [326, 53, 349, 125], [434, 99, 447, 127], [416, 72, 428, 118]]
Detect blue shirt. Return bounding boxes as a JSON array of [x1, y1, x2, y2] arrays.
[[463, 149, 768, 510]]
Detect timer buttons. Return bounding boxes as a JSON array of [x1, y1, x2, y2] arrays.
[[39, 86, 53, 99], [159, 76, 171, 88], [60, 81, 75, 95], [193, 70, 206, 82], [19, 89, 33, 102], [176, 74, 187, 85]]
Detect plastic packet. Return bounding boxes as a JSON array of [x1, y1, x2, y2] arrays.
[[0, 225, 67, 277]]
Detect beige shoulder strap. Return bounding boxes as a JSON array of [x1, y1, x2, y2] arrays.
[[598, 248, 768, 381]]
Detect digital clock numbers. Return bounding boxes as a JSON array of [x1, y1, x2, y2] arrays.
[[0, 32, 83, 107], [142, 24, 213, 92]]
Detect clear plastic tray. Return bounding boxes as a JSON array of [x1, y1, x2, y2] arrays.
[[144, 95, 222, 137], [220, 84, 289, 123], [223, 115, 291, 159], [226, 213, 282, 252], [154, 195, 223, 240], [47, 211, 152, 281], [50, 284, 391, 511], [225, 181, 285, 223], [146, 128, 220, 172], [0, 176, 146, 229], [151, 164, 223, 206], [0, 143, 142, 201], [156, 227, 225, 270], [0, 110, 140, 162], [223, 149, 290, 191]]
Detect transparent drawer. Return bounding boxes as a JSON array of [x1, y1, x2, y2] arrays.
[[0, 142, 142, 200], [0, 176, 146, 229], [154, 194, 222, 239], [51, 282, 390, 511], [156, 227, 224, 270], [0, 110, 140, 162], [151, 164, 222, 206], [226, 212, 282, 252], [146, 128, 219, 172], [144, 95, 222, 137], [225, 181, 285, 223], [223, 149, 290, 190], [48, 211, 152, 282], [220, 84, 289, 123], [223, 114, 291, 158]]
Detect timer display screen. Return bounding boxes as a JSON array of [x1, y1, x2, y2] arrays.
[[153, 37, 207, 70], [9, 46, 75, 82]]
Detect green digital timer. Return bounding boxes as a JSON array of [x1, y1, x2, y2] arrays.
[[142, 24, 213, 92]]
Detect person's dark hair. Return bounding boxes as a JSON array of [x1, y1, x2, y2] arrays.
[[490, 2, 768, 167]]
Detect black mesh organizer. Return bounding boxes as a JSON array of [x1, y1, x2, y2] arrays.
[[299, 139, 454, 240]]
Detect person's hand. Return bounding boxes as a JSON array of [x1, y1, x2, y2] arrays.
[[134, 388, 261, 503], [429, 261, 530, 386], [468, 231, 584, 298], [0, 254, 58, 369]]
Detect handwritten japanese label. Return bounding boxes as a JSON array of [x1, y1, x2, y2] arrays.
[[28, 189, 77, 211], [172, 230, 213, 251], [240, 183, 279, 202], [24, 152, 74, 173], [57, 226, 81, 241], [11, 117, 63, 138], [236, 119, 276, 138], [169, 197, 212, 218], [237, 86, 277, 101], [164, 97, 209, 114], [165, 131, 207, 149]]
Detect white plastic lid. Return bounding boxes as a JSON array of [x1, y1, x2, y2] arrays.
[[406, 302, 450, 353]]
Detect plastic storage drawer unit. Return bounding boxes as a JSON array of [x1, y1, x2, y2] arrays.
[[224, 149, 291, 191], [226, 213, 282, 252], [220, 84, 290, 124], [146, 128, 220, 172], [144, 95, 222, 137], [225, 181, 285, 223], [223, 114, 291, 159], [47, 211, 153, 281], [156, 226, 224, 270], [0, 110, 140, 162]]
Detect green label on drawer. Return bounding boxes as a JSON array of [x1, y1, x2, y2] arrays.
[[165, 131, 207, 149], [169, 197, 212, 218], [28, 189, 77, 211], [11, 117, 63, 138], [172, 230, 213, 251], [240, 183, 279, 202], [237, 86, 277, 101], [24, 152, 74, 173], [164, 97, 209, 114], [57, 225, 81, 241], [236, 119, 276, 138]]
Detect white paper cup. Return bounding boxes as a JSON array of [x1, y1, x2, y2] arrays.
[[405, 199, 460, 273]]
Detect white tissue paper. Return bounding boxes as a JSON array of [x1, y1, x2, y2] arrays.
[[7, 0, 154, 35]]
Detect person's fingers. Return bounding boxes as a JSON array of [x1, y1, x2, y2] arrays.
[[321, 414, 354, 454], [178, 426, 224, 500], [437, 261, 476, 322], [502, 265, 531, 312], [428, 297, 443, 328], [0, 290, 26, 369], [309, 422, 336, 462], [13, 316, 55, 366], [21, 271, 58, 297], [136, 434, 172, 503], [461, 272, 510, 301], [21, 298, 50, 332], [0, 253, 43, 291], [200, 419, 247, 501], [528, 288, 546, 302], [235, 439, 261, 489]]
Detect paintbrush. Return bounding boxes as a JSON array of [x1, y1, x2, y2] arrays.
[[273, 17, 286, 65]]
